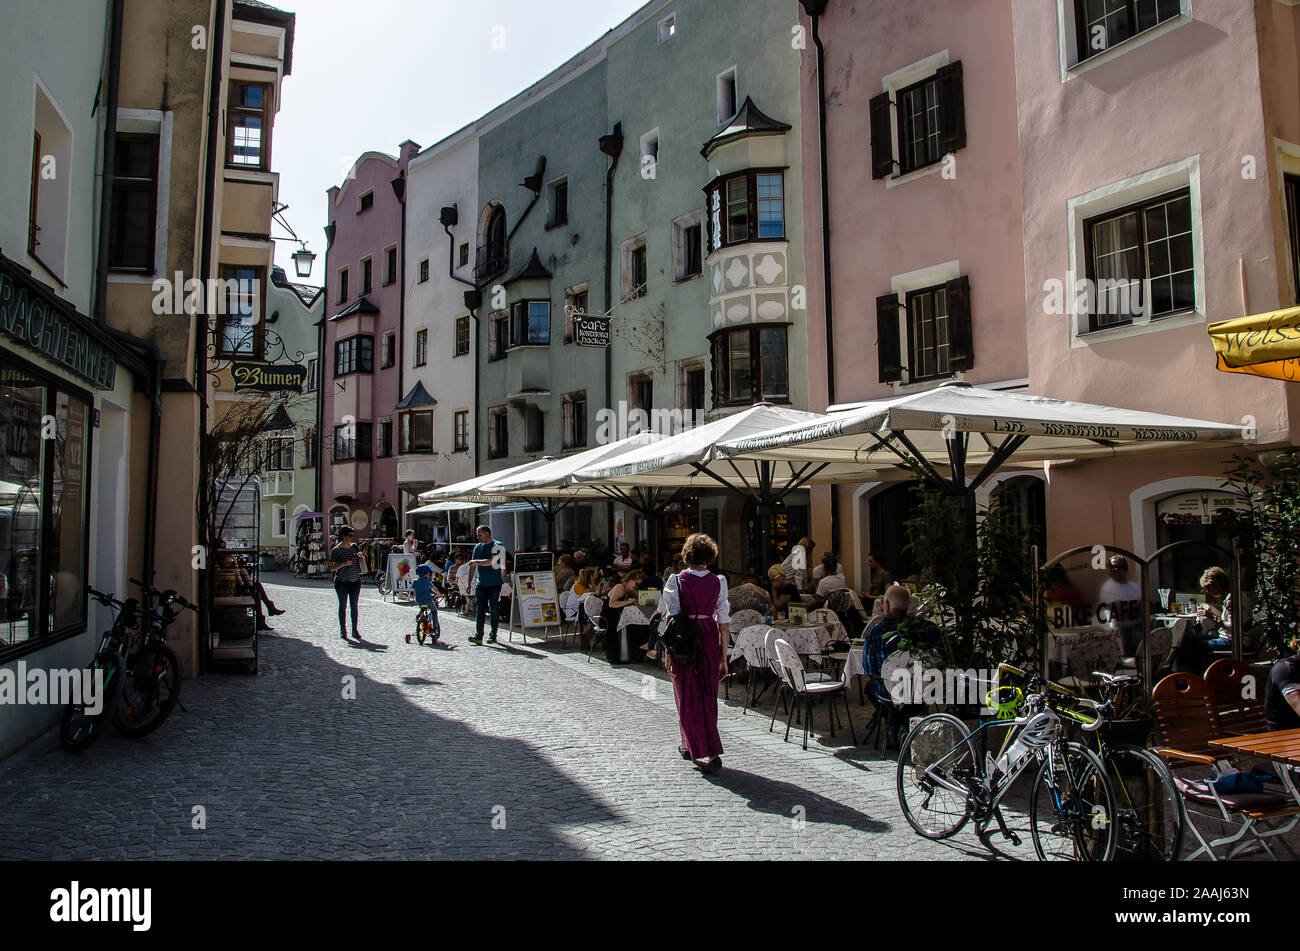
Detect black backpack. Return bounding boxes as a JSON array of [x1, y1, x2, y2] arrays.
[[658, 573, 702, 665]]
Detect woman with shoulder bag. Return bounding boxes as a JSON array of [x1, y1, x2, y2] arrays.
[[660, 533, 731, 775]]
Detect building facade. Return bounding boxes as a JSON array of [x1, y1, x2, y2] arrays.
[[321, 142, 420, 545], [1011, 0, 1300, 587], [798, 0, 1030, 590]]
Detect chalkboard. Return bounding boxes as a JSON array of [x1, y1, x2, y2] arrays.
[[701, 509, 718, 540], [513, 551, 554, 573]]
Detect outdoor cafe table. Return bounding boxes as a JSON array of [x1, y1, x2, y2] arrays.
[[1210, 729, 1300, 807], [728, 621, 839, 663]]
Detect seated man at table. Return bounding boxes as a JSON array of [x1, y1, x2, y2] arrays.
[[768, 565, 798, 615], [729, 572, 772, 616], [810, 553, 871, 630], [861, 586, 934, 704], [1175, 566, 1234, 674], [1266, 634, 1300, 733], [636, 550, 662, 591]]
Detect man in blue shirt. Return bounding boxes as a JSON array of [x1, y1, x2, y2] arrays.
[[862, 586, 941, 704], [466, 524, 507, 645]]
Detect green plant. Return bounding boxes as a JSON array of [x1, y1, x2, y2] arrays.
[[1221, 452, 1300, 659], [899, 466, 1044, 671]]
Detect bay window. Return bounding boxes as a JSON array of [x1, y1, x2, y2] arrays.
[[709, 325, 790, 406], [704, 170, 786, 253], [401, 410, 433, 454]]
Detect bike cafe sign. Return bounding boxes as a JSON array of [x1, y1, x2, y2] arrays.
[[231, 361, 308, 392]]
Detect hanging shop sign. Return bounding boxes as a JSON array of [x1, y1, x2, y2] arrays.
[[573, 315, 610, 348], [0, 262, 117, 390], [231, 361, 308, 392]]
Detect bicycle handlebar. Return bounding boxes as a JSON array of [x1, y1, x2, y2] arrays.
[[129, 578, 199, 612]]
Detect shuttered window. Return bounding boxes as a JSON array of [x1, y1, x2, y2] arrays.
[[869, 61, 966, 180], [876, 276, 972, 384]]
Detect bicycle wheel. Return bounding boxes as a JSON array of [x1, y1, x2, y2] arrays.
[[896, 713, 979, 840], [112, 643, 183, 738], [1105, 745, 1184, 861], [376, 571, 391, 598], [60, 651, 125, 752], [1030, 740, 1118, 861], [416, 618, 427, 646]]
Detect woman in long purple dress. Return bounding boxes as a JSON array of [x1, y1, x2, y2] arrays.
[[661, 533, 731, 774]]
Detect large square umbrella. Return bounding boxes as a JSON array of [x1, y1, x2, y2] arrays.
[[1208, 306, 1300, 381]]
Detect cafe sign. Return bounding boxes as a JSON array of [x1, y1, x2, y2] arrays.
[[0, 266, 117, 389], [574, 315, 610, 348], [231, 361, 308, 392]]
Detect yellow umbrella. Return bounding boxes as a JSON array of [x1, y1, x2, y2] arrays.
[[1208, 306, 1300, 381]]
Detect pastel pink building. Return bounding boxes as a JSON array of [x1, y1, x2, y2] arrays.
[[321, 141, 421, 542], [802, 0, 1300, 599], [798, 0, 1031, 589], [1012, 0, 1300, 589]]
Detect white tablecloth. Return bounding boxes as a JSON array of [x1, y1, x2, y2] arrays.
[[616, 605, 653, 631], [729, 623, 838, 662]]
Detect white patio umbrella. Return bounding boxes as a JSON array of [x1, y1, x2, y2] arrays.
[[417, 456, 557, 505], [566, 404, 844, 566], [715, 381, 1247, 493]]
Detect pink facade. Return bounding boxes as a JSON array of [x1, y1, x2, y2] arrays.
[[1012, 0, 1300, 556], [322, 141, 420, 540], [798, 0, 1028, 585]]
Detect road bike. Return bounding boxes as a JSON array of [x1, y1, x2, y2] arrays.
[[896, 663, 1118, 861], [111, 578, 196, 738], [1063, 671, 1185, 861], [60, 588, 138, 751]]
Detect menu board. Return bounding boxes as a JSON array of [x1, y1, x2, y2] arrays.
[[387, 553, 418, 596], [514, 571, 559, 628]]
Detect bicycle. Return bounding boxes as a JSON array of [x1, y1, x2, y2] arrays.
[[896, 663, 1118, 861], [111, 578, 196, 738], [407, 603, 441, 646], [1061, 671, 1185, 861], [60, 588, 139, 751]]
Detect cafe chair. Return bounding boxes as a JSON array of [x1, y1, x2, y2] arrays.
[[1151, 671, 1300, 860], [729, 608, 763, 632], [581, 594, 608, 663], [557, 590, 582, 648], [773, 638, 858, 751]]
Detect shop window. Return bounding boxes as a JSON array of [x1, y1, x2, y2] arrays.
[[0, 363, 47, 649]]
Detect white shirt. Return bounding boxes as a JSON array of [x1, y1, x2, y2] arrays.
[[812, 562, 844, 584], [661, 569, 731, 625], [781, 545, 809, 592]]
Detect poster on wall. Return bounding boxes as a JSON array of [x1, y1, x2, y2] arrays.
[[614, 509, 625, 548]]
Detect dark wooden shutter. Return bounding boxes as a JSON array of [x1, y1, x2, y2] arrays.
[[946, 275, 973, 372], [868, 92, 895, 180], [936, 61, 966, 155], [876, 294, 903, 383]]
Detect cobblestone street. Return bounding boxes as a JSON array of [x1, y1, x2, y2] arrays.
[[0, 575, 1039, 861]]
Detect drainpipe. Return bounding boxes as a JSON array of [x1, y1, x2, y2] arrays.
[[92, 0, 124, 327], [800, 1, 840, 559], [599, 124, 623, 547], [194, 0, 228, 673], [391, 170, 406, 520], [317, 220, 335, 516]]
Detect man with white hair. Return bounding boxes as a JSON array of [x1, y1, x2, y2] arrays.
[[862, 585, 940, 701]]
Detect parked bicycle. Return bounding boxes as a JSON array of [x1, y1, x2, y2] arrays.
[[896, 663, 1118, 861], [1062, 671, 1185, 861], [111, 578, 196, 738], [60, 588, 139, 751]]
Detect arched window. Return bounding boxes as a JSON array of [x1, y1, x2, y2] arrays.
[[475, 204, 508, 280]]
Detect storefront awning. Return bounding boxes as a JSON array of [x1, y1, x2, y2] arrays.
[[1208, 306, 1300, 381]]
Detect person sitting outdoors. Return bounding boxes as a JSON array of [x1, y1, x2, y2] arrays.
[[1176, 566, 1234, 674], [809, 551, 871, 630], [768, 565, 798, 615], [1266, 633, 1300, 732], [636, 550, 662, 591], [812, 554, 845, 586], [728, 572, 773, 617], [613, 542, 633, 570], [603, 569, 644, 660], [865, 551, 895, 598], [862, 585, 942, 697], [554, 553, 577, 593]]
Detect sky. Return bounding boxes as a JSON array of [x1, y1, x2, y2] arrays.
[[271, 0, 654, 281]]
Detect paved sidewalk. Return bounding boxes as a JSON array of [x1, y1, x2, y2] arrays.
[[0, 575, 1164, 860]]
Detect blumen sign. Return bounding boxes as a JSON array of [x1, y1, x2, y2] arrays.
[[231, 361, 308, 392]]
